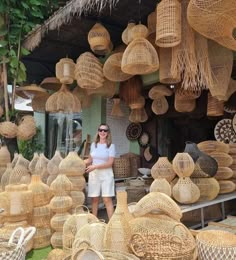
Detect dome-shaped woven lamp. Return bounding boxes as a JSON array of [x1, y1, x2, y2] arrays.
[[56, 58, 75, 84], [15, 84, 48, 99], [88, 23, 111, 54], [208, 40, 233, 101], [207, 91, 224, 117], [46, 84, 81, 113], [103, 52, 132, 82], [72, 86, 91, 109], [75, 52, 104, 89], [119, 76, 142, 106], [31, 93, 50, 113], [17, 116, 36, 141], [151, 96, 169, 115], [90, 41, 113, 56], [86, 79, 116, 99], [148, 85, 173, 99], [111, 98, 124, 117], [121, 24, 159, 75], [40, 77, 61, 91], [159, 47, 181, 84], [187, 0, 236, 51], [155, 0, 181, 47], [122, 21, 136, 45]]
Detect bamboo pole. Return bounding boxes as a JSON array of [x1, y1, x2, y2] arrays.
[[2, 60, 9, 121]]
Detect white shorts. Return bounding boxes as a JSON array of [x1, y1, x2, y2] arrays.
[[88, 168, 115, 197]]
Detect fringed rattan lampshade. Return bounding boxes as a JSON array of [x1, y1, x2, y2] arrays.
[[121, 24, 159, 75], [121, 21, 136, 45], [155, 0, 181, 47], [88, 23, 111, 54], [56, 58, 75, 84], [75, 52, 104, 89], [119, 76, 142, 106], [187, 0, 236, 51], [207, 92, 224, 117], [208, 40, 233, 101], [32, 93, 50, 113], [46, 84, 81, 113], [103, 52, 132, 82], [111, 98, 124, 117], [159, 47, 181, 84]]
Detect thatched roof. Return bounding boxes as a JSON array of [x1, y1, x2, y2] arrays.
[[23, 0, 119, 51]]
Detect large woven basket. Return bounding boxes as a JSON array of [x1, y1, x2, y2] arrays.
[[196, 230, 236, 260], [113, 158, 130, 179]]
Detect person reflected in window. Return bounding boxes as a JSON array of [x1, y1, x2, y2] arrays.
[[84, 123, 115, 219]]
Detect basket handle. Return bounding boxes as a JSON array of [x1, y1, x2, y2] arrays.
[[75, 205, 90, 214], [129, 233, 147, 258], [22, 227, 36, 246], [8, 227, 25, 248], [72, 241, 104, 260]]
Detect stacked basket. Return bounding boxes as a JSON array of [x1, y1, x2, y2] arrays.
[[46, 150, 63, 186]]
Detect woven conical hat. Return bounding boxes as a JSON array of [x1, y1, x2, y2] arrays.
[[16, 84, 48, 99]]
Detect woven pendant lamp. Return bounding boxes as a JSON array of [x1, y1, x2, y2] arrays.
[[122, 21, 136, 45], [129, 96, 148, 123], [103, 52, 132, 82], [88, 23, 111, 54], [72, 86, 91, 109], [187, 0, 236, 51], [56, 58, 75, 85], [111, 98, 124, 117], [75, 52, 104, 89], [155, 0, 181, 47], [40, 77, 61, 91], [121, 24, 159, 75], [119, 76, 142, 106], [208, 40, 233, 101], [159, 47, 181, 84], [86, 79, 116, 99], [16, 84, 48, 99], [207, 92, 224, 117], [31, 93, 50, 113], [46, 84, 81, 113]]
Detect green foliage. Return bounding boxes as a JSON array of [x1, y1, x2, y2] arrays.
[[0, 0, 59, 84], [17, 126, 44, 160]]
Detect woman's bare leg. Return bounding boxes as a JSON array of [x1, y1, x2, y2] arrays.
[[91, 197, 99, 217], [103, 197, 114, 220]]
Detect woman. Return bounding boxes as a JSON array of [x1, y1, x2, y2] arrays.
[[84, 123, 116, 219]]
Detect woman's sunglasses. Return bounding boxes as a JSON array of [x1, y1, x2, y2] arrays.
[[98, 128, 109, 133]]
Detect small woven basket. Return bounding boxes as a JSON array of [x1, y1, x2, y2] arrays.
[[113, 158, 130, 178]]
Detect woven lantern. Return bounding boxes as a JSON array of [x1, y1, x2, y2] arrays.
[[151, 96, 169, 115], [172, 152, 195, 177], [187, 0, 236, 51], [103, 52, 132, 82], [56, 58, 75, 84], [156, 0, 181, 47], [121, 24, 159, 75], [129, 96, 148, 123], [88, 23, 111, 54], [122, 21, 136, 45], [75, 52, 104, 89], [46, 84, 81, 113]]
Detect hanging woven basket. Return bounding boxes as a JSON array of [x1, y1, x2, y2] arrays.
[[122, 21, 136, 45], [0, 121, 18, 139]]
